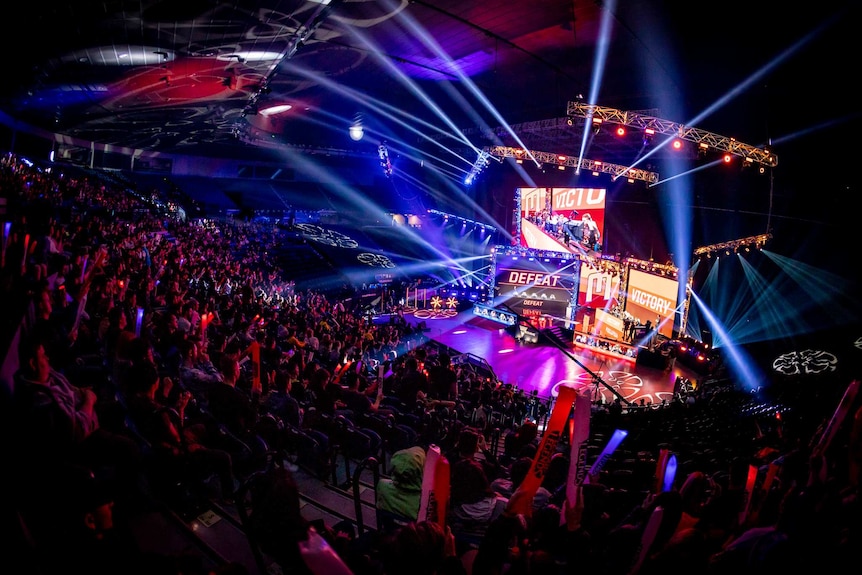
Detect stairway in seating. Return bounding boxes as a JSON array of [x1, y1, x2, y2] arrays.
[[540, 325, 572, 349]]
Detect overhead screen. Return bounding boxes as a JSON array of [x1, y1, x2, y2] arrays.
[[517, 187, 607, 254]]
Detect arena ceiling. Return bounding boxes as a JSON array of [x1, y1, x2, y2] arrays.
[[0, 1, 858, 269], [0, 1, 854, 165]]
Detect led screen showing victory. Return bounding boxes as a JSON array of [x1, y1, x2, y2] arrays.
[[625, 268, 680, 339]]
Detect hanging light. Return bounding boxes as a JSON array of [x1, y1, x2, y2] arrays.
[[349, 113, 364, 141]]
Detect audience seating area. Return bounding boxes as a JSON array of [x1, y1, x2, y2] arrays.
[[0, 153, 860, 575]]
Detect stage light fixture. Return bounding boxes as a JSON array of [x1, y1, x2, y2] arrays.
[[592, 117, 603, 134], [616, 126, 626, 137], [672, 139, 683, 151], [643, 128, 655, 147], [567, 118, 574, 126], [723, 153, 733, 163]]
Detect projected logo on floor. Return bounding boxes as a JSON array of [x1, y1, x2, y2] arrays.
[[550, 371, 674, 406], [410, 295, 459, 319], [294, 223, 359, 248], [772, 350, 838, 375]]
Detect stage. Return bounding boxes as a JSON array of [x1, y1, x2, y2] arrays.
[[405, 309, 705, 407]]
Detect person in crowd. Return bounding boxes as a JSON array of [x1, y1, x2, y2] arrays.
[[10, 329, 144, 532], [177, 337, 223, 398], [427, 352, 458, 402], [261, 367, 303, 429], [490, 455, 552, 511], [448, 455, 508, 555], [380, 520, 465, 575], [339, 369, 385, 420], [376, 445, 427, 527], [124, 360, 238, 505], [394, 355, 429, 408]]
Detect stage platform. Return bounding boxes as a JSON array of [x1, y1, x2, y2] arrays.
[[403, 309, 704, 407]]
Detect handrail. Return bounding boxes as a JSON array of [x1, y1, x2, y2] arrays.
[[352, 456, 379, 535]]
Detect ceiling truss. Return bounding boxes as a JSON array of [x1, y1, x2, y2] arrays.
[[485, 146, 659, 183], [566, 102, 778, 167]]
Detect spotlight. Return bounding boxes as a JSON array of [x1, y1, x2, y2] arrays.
[[616, 126, 626, 137], [643, 128, 655, 147], [349, 112, 366, 141], [723, 153, 733, 163], [567, 118, 574, 126], [591, 117, 603, 134], [671, 139, 683, 151]]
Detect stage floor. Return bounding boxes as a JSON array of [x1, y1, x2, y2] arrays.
[[406, 309, 703, 407]]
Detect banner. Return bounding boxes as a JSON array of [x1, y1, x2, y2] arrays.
[[518, 384, 577, 501], [814, 379, 860, 454], [244, 341, 262, 395], [564, 390, 591, 524], [628, 506, 665, 575], [418, 444, 450, 527], [739, 464, 758, 526]]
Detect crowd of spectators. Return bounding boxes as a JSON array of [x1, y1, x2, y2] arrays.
[[1, 152, 860, 575]]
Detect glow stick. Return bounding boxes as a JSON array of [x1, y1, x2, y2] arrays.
[[654, 448, 670, 494], [739, 464, 758, 526], [815, 379, 860, 454], [22, 233, 29, 267], [135, 307, 144, 338], [587, 429, 629, 480], [661, 454, 677, 492], [1, 221, 10, 268]]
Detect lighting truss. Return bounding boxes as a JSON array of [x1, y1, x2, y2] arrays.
[[465, 150, 491, 185], [426, 209, 496, 233], [567, 102, 777, 167], [693, 233, 772, 257], [623, 256, 679, 278], [485, 146, 659, 184]]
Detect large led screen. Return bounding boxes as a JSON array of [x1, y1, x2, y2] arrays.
[[518, 187, 607, 255], [625, 268, 680, 339], [577, 261, 622, 309]]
